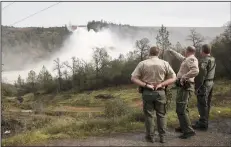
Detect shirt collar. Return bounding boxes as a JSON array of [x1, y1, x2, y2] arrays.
[[204, 54, 211, 57], [187, 54, 194, 58], [149, 56, 159, 59]]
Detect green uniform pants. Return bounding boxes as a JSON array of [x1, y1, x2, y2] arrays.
[[142, 89, 167, 138], [176, 87, 194, 133], [196, 81, 214, 127]]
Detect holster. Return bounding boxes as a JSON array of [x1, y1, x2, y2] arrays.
[[175, 79, 181, 87], [175, 79, 191, 89], [138, 86, 144, 93], [183, 81, 191, 89]]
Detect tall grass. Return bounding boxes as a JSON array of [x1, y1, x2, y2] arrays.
[[2, 80, 231, 146]]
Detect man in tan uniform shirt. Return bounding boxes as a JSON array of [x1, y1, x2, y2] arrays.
[[131, 46, 176, 143], [167, 46, 199, 139]]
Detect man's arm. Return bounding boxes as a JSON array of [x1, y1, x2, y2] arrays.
[[155, 62, 177, 89], [195, 60, 209, 89], [131, 62, 154, 90], [131, 76, 155, 90], [159, 77, 176, 88], [131, 77, 147, 87], [131, 62, 146, 87], [182, 58, 199, 80], [167, 49, 185, 62]]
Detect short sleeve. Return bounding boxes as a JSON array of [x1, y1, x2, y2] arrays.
[[186, 58, 198, 69], [165, 62, 176, 79], [196, 59, 209, 84], [131, 62, 144, 78], [182, 57, 199, 79]]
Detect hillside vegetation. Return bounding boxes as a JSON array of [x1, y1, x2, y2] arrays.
[[2, 26, 70, 71], [2, 80, 231, 146]]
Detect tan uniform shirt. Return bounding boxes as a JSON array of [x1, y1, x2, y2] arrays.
[[169, 49, 199, 82], [131, 56, 176, 84]]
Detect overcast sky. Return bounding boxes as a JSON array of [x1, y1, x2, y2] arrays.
[[2, 1, 231, 27]]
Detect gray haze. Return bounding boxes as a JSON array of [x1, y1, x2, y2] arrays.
[[2, 2, 230, 27]]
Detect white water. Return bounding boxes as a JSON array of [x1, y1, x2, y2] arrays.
[[2, 27, 135, 84]]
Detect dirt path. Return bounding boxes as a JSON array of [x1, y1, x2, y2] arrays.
[[42, 118, 231, 146]]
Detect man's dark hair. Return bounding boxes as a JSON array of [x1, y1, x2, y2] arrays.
[[202, 44, 211, 54], [149, 46, 160, 56], [186, 46, 196, 53]]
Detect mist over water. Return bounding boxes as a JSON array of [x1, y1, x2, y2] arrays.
[[2, 27, 135, 84]]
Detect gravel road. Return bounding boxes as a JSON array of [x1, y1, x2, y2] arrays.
[[42, 118, 231, 146]]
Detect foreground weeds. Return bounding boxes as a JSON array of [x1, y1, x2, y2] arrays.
[[2, 106, 231, 146], [2, 80, 231, 146]]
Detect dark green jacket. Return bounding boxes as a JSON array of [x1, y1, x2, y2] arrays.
[[195, 55, 216, 89]]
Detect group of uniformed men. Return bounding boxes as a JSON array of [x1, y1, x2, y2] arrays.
[[131, 44, 216, 143]]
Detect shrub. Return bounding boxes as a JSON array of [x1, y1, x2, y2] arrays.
[[32, 102, 44, 114], [1, 83, 17, 97], [104, 98, 131, 118]]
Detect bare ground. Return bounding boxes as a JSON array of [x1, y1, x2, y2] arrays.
[[40, 118, 231, 146]]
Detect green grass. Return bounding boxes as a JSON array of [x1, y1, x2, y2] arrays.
[[2, 131, 50, 146], [3, 105, 231, 146], [2, 80, 231, 146], [3, 80, 231, 111], [213, 80, 231, 95]]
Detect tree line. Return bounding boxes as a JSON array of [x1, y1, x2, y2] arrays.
[[87, 20, 135, 32], [2, 22, 231, 97], [2, 26, 70, 52]]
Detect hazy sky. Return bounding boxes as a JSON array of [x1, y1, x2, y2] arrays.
[[2, 1, 231, 27]]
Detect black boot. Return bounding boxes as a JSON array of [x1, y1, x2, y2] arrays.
[[175, 127, 183, 133], [160, 137, 166, 143], [179, 131, 196, 139], [145, 136, 154, 143], [192, 122, 208, 131]]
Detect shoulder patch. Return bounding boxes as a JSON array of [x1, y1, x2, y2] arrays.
[[200, 62, 207, 69]]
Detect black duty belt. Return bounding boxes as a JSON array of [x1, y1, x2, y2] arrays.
[[143, 87, 165, 91]]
